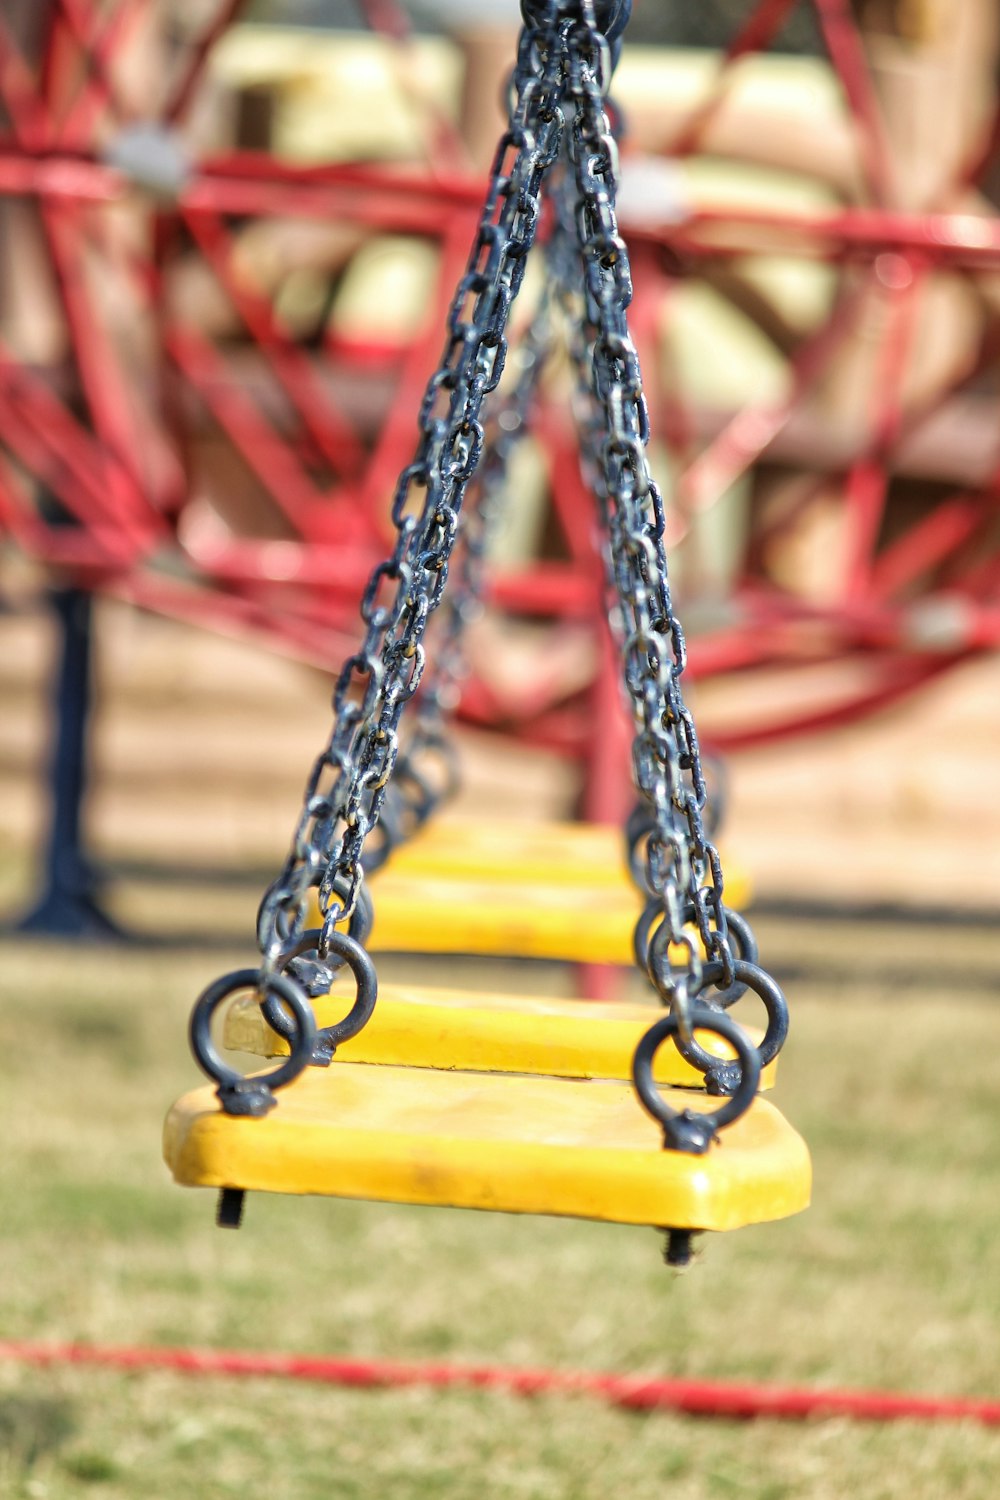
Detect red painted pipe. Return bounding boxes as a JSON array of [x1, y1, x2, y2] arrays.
[[2, 1340, 998, 1427]]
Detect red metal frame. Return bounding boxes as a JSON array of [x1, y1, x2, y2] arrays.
[[0, 0, 998, 763]]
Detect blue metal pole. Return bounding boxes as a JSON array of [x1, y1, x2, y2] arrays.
[[18, 587, 119, 937]]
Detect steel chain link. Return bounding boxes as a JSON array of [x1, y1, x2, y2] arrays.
[[256, 8, 571, 976], [388, 265, 562, 839], [554, 9, 738, 1028]]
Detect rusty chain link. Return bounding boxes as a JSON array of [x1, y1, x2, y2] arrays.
[[385, 263, 563, 850], [254, 6, 571, 979], [554, 13, 737, 1034]]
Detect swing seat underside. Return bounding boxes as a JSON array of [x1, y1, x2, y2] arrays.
[[224, 982, 777, 1091], [163, 1064, 811, 1231]]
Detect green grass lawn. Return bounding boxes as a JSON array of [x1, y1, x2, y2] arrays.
[[3, 937, 1000, 1498]]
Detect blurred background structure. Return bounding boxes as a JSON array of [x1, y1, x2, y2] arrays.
[[0, 0, 998, 922], [3, 10, 1000, 1496]]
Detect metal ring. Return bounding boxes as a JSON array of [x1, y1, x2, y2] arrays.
[[632, 1005, 760, 1153], [707, 908, 758, 1007], [632, 896, 663, 971], [189, 969, 315, 1116], [267, 929, 378, 1065], [625, 802, 652, 894], [673, 960, 789, 1094], [259, 872, 375, 958], [635, 902, 757, 996]]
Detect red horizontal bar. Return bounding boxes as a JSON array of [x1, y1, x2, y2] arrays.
[[2, 1340, 998, 1427], [1, 151, 999, 266], [183, 538, 596, 617]]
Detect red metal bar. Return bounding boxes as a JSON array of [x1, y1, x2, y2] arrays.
[[109, 570, 356, 671], [352, 219, 468, 524], [163, 0, 247, 125], [181, 206, 367, 481], [0, 13, 52, 150], [49, 0, 125, 127], [56, 0, 150, 146], [3, 147, 1000, 271], [0, 442, 52, 553], [701, 654, 969, 751], [812, 0, 893, 207], [953, 96, 1000, 195], [6, 1339, 1000, 1428], [870, 495, 990, 599], [841, 259, 924, 599], [0, 338, 151, 550], [165, 323, 339, 535], [677, 269, 873, 524], [667, 0, 800, 157], [40, 200, 153, 517]]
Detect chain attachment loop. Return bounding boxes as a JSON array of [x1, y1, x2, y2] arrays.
[[190, 969, 315, 1116], [632, 1005, 761, 1153], [265, 928, 379, 1066], [671, 960, 790, 1096]]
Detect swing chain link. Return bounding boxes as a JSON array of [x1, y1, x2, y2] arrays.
[[256, 3, 579, 981], [390, 250, 563, 836], [554, 13, 738, 1022]]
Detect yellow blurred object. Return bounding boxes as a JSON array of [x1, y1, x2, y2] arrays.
[[164, 1064, 810, 1231], [307, 817, 751, 964], [384, 816, 743, 889], [223, 983, 777, 1091]]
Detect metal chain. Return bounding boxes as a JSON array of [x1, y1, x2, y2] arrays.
[[255, 5, 573, 978], [555, 5, 737, 1027], [386, 266, 563, 842]]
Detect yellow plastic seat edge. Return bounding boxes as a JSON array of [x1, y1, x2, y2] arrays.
[[224, 987, 778, 1090], [308, 878, 752, 964]]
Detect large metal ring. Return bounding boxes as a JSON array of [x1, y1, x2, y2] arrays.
[[673, 959, 789, 1095], [257, 873, 374, 959], [635, 903, 758, 1005], [266, 929, 379, 1065], [189, 968, 315, 1116], [632, 1005, 760, 1153], [625, 801, 656, 896]]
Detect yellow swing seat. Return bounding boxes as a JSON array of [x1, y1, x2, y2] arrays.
[[384, 817, 750, 895], [310, 817, 752, 964], [163, 1063, 811, 1232], [224, 981, 779, 1091]]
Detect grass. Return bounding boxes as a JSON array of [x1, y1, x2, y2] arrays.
[[2, 935, 1000, 1498]]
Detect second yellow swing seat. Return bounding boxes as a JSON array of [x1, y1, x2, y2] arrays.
[[224, 981, 779, 1090], [371, 817, 746, 893], [312, 817, 752, 964]]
